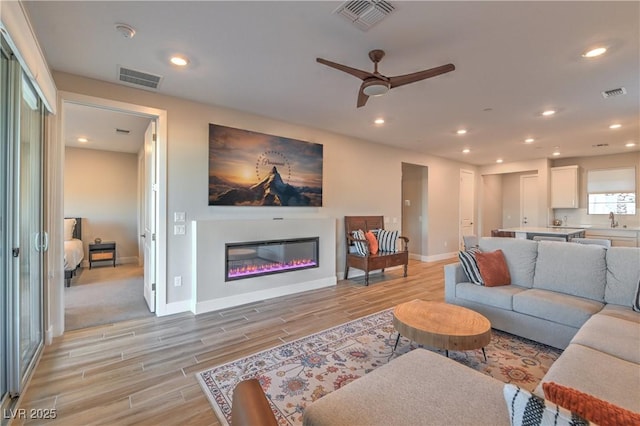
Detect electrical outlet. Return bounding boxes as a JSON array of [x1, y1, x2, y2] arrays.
[[174, 276, 182, 287]]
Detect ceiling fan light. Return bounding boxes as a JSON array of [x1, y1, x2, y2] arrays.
[[362, 81, 390, 97]]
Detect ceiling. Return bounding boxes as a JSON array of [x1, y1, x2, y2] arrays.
[[24, 1, 639, 165]]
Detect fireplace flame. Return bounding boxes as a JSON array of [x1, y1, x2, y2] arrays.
[[228, 259, 317, 279]]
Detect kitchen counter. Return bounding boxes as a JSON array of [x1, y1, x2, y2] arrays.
[[498, 227, 586, 241], [550, 225, 640, 231]]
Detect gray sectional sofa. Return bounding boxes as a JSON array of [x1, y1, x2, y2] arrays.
[[300, 238, 639, 425]]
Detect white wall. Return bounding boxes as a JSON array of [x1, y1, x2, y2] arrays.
[[64, 147, 140, 265], [52, 71, 476, 311]]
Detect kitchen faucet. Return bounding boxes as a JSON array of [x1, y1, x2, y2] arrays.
[[609, 212, 618, 228]]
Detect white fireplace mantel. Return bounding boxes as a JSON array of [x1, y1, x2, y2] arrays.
[[191, 217, 336, 314]]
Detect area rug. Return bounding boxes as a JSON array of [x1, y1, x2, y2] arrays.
[[197, 308, 562, 426]]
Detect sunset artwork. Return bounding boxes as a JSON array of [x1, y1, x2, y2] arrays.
[[208, 124, 323, 206]]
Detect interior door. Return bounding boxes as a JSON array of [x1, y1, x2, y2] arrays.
[[521, 174, 539, 227], [459, 170, 475, 250], [143, 121, 156, 312]]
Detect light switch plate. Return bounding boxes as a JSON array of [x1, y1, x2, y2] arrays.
[[174, 224, 186, 235], [174, 212, 186, 222]]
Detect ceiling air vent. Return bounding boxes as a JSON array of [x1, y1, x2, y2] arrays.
[[601, 87, 626, 99], [334, 0, 395, 31], [117, 66, 162, 90]]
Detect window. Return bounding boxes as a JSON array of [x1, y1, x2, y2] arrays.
[[587, 167, 636, 215]]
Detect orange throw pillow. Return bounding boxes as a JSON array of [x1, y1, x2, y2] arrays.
[[543, 382, 640, 426], [365, 231, 379, 255], [475, 249, 511, 287]]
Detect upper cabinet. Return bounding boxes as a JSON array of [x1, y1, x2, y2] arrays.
[[551, 165, 579, 208]]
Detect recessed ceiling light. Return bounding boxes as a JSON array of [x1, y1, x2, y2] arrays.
[[625, 142, 636, 148], [456, 129, 467, 135], [170, 56, 189, 66], [524, 138, 535, 143], [609, 123, 622, 129], [77, 137, 88, 143], [582, 47, 607, 58], [552, 151, 561, 156], [541, 110, 556, 116], [496, 158, 503, 163], [462, 148, 470, 154], [374, 118, 385, 125], [114, 23, 136, 39]]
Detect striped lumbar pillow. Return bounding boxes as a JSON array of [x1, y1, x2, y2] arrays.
[[458, 247, 484, 285], [377, 230, 398, 252], [504, 384, 589, 426]]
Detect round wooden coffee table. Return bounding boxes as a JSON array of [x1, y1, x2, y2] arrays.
[[392, 299, 491, 360]]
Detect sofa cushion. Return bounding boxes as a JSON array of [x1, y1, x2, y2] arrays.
[[533, 241, 606, 302], [303, 348, 510, 426], [513, 289, 604, 329], [597, 304, 640, 323], [605, 247, 640, 306], [479, 237, 538, 288], [570, 314, 640, 364], [503, 384, 589, 426], [476, 249, 511, 287], [536, 344, 640, 413], [543, 382, 640, 426], [455, 282, 526, 310]]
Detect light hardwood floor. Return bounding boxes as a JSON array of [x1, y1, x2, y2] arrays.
[[16, 259, 452, 425]]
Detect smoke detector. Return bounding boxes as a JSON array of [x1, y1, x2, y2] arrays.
[[115, 23, 136, 39]]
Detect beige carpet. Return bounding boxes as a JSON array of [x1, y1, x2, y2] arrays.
[[65, 264, 153, 331]]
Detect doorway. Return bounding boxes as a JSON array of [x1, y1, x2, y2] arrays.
[[520, 174, 539, 227], [401, 163, 428, 260], [459, 169, 475, 250], [55, 93, 167, 333]]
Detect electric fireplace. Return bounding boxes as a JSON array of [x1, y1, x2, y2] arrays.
[[225, 237, 319, 281]]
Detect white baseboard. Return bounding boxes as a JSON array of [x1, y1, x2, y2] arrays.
[[192, 277, 337, 315], [156, 300, 192, 317]]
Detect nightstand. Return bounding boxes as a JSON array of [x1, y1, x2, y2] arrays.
[[88, 241, 116, 269]]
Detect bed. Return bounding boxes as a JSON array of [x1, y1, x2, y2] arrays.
[[64, 217, 84, 287]]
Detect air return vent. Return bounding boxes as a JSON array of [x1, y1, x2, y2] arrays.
[[334, 0, 395, 31], [601, 87, 626, 99], [117, 66, 162, 90]]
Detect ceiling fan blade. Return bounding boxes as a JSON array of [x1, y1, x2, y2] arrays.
[[316, 58, 377, 81], [357, 85, 369, 108], [389, 63, 455, 89]]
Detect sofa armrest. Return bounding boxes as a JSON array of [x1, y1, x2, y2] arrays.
[[231, 379, 278, 426], [444, 262, 466, 302]]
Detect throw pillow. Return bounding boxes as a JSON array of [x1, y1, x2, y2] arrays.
[[364, 230, 379, 255], [377, 229, 398, 252], [633, 278, 640, 313], [543, 382, 640, 426], [64, 218, 76, 241], [475, 249, 511, 287], [351, 230, 369, 256], [503, 384, 590, 426], [458, 248, 484, 285]]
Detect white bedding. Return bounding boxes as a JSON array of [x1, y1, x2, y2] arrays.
[[64, 238, 84, 271]]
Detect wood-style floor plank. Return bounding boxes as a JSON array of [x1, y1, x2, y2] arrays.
[[14, 259, 453, 425]]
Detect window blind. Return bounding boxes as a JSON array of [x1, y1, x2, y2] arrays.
[[587, 167, 636, 193]]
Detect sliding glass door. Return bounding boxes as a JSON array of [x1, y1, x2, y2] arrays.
[[1, 34, 46, 407]]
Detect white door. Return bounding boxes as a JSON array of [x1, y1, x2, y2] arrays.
[[459, 170, 475, 249], [143, 121, 156, 312], [520, 174, 539, 227]]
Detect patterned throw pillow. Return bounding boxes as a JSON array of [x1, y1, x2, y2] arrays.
[[458, 248, 484, 285], [503, 384, 590, 426], [543, 382, 640, 426], [351, 230, 369, 256], [633, 279, 640, 313], [377, 230, 398, 253]]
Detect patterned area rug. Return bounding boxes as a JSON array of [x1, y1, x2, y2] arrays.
[[197, 308, 562, 426]]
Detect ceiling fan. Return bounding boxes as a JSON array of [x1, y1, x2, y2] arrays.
[[316, 49, 455, 108]]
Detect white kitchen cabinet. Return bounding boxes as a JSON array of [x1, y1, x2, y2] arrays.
[[551, 165, 579, 208], [585, 229, 639, 247]]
